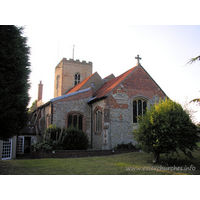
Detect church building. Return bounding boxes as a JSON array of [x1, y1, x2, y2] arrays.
[[35, 55, 166, 150], [0, 55, 167, 159]]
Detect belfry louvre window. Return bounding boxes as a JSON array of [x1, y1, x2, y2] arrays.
[[133, 99, 147, 123], [74, 73, 80, 86], [68, 114, 83, 130], [95, 110, 102, 132]]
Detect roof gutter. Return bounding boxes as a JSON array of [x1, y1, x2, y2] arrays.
[[50, 87, 92, 102], [87, 95, 107, 104]]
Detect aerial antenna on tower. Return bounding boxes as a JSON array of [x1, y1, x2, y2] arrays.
[[72, 45, 75, 60], [57, 40, 60, 63]]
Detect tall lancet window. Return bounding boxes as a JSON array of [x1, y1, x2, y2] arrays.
[[95, 110, 102, 132], [74, 73, 80, 86], [56, 75, 60, 89]]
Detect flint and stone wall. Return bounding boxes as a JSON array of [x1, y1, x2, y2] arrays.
[[109, 85, 136, 149], [52, 89, 92, 144]]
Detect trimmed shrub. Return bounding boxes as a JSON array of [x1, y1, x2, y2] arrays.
[[133, 98, 199, 163], [32, 125, 89, 151], [62, 126, 89, 150]]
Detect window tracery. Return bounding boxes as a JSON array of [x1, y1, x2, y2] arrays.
[[67, 113, 83, 130], [133, 98, 148, 123]]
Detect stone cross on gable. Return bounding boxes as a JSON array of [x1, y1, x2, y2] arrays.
[[135, 54, 141, 64]]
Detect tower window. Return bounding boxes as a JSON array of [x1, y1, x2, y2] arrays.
[[56, 75, 60, 89], [74, 73, 80, 85]]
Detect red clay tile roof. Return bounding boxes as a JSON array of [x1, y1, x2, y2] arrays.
[[103, 74, 114, 80], [66, 73, 95, 94], [93, 65, 138, 99]]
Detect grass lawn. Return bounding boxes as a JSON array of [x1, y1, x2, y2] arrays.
[[1, 149, 200, 175]]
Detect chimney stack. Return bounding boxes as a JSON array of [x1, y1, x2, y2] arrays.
[[37, 81, 43, 103]]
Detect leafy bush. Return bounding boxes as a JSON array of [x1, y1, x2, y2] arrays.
[[32, 125, 66, 151], [31, 141, 53, 152], [32, 126, 89, 151], [43, 125, 62, 141], [133, 98, 199, 163], [62, 126, 89, 150]]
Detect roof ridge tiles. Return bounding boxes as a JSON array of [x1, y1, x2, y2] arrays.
[[93, 65, 138, 99]]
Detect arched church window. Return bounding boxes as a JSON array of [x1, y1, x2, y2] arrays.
[[133, 98, 148, 123], [95, 110, 102, 132], [74, 73, 80, 86], [67, 114, 83, 130]]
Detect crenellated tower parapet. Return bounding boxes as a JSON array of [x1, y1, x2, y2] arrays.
[[54, 58, 93, 98]]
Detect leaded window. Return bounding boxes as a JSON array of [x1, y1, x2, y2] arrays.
[[79, 115, 83, 130], [95, 110, 102, 132], [67, 114, 83, 130], [133, 99, 148, 123]]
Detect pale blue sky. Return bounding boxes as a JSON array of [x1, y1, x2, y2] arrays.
[[1, 0, 200, 122], [24, 24, 200, 123], [1, 0, 199, 194], [26, 25, 200, 101]]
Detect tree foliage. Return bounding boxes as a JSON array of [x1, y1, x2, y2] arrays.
[[190, 98, 200, 103], [0, 25, 31, 140], [29, 99, 37, 112], [133, 98, 199, 163]]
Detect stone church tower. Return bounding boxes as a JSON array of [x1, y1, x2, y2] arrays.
[[54, 58, 93, 98]]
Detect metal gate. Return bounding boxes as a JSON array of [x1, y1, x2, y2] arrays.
[[2, 139, 12, 160]]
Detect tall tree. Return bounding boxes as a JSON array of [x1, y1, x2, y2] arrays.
[[0, 25, 31, 140]]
